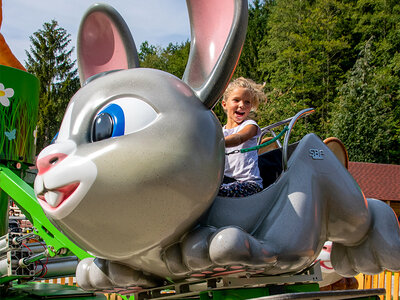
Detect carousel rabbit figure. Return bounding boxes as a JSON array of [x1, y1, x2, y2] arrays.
[[34, 0, 400, 291]]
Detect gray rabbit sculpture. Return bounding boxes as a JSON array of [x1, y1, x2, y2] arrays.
[[34, 0, 400, 292]]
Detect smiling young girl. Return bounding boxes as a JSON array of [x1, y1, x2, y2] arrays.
[[218, 77, 265, 197]]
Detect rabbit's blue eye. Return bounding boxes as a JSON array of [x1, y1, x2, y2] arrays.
[[92, 103, 125, 142], [93, 97, 158, 142], [93, 113, 114, 142]]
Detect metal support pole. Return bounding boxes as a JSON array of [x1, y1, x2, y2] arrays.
[[0, 189, 9, 237], [19, 250, 49, 268]]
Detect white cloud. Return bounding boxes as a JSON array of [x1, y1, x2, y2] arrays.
[[2, 0, 190, 65]]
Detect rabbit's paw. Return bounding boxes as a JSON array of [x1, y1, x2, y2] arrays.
[[163, 226, 216, 275], [164, 226, 278, 277], [76, 257, 159, 291], [331, 198, 400, 277], [209, 226, 277, 267]]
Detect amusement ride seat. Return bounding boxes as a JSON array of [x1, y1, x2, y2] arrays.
[[323, 137, 349, 169]]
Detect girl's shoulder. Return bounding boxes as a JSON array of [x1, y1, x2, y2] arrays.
[[240, 119, 259, 129], [223, 120, 260, 134], [240, 119, 261, 137]]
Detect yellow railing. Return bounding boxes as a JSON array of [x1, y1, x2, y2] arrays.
[[43, 277, 74, 286], [104, 293, 125, 300], [41, 277, 125, 300], [356, 271, 400, 300]]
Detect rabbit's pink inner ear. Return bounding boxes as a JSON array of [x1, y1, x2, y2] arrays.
[[79, 11, 128, 81], [187, 0, 234, 88]]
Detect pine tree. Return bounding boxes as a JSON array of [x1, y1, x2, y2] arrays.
[[331, 39, 397, 163], [258, 0, 355, 137], [25, 20, 79, 153], [235, 0, 272, 81], [350, 0, 400, 162]]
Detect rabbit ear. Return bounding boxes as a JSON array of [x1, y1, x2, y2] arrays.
[[183, 0, 248, 109], [77, 4, 139, 86]]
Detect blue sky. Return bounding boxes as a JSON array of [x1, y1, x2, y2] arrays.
[[2, 0, 190, 65]]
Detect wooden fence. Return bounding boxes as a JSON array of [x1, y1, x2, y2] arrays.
[[356, 271, 400, 300], [41, 271, 400, 300]]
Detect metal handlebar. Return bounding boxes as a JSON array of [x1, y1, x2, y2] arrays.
[[282, 108, 315, 171]]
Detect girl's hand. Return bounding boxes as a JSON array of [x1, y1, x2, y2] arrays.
[[225, 124, 258, 147]]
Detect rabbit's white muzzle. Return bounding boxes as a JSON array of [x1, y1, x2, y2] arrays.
[[34, 140, 97, 219]]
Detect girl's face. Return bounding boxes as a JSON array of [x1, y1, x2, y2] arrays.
[[222, 87, 253, 126]]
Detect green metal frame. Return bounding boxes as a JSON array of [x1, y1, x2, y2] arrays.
[[0, 164, 91, 260], [0, 188, 8, 237]]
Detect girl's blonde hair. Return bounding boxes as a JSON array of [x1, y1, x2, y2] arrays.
[[222, 77, 266, 111]]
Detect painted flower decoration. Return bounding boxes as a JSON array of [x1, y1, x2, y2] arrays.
[[0, 83, 15, 107]]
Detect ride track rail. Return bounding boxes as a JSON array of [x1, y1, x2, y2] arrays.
[[248, 288, 385, 300], [133, 263, 323, 299], [132, 263, 384, 300]]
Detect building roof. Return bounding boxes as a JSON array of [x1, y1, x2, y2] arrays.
[[348, 162, 400, 201]]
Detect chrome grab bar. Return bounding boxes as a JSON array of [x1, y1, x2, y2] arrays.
[[282, 108, 315, 171], [259, 116, 293, 149]]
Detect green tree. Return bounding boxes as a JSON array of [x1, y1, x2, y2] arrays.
[[214, 0, 273, 125], [258, 0, 355, 138], [162, 42, 190, 78], [235, 0, 272, 81], [350, 0, 400, 162], [139, 41, 167, 71], [25, 20, 79, 152], [139, 40, 190, 78], [259, 0, 314, 131], [331, 40, 397, 163]]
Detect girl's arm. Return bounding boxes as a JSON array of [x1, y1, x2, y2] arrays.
[[225, 124, 258, 147]]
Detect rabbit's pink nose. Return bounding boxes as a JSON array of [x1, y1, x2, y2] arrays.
[[37, 153, 68, 175]]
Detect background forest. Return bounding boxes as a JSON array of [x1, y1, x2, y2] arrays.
[[26, 0, 399, 164]]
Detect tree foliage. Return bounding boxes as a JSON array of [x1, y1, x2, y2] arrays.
[[214, 0, 273, 124], [27, 0, 400, 164], [252, 0, 398, 163], [351, 0, 400, 163], [25, 20, 79, 153], [258, 0, 355, 137], [331, 40, 397, 163], [139, 40, 190, 79], [235, 0, 272, 80]]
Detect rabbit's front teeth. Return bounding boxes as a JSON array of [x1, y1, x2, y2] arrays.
[[34, 175, 44, 195], [45, 191, 63, 208]]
